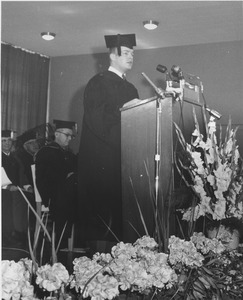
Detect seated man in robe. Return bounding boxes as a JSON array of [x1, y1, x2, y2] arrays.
[[1, 130, 30, 248], [35, 120, 78, 248], [15, 129, 41, 233]]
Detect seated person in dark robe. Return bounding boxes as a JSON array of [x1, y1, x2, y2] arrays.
[[15, 130, 40, 188], [15, 129, 41, 233], [1, 130, 30, 248], [35, 120, 78, 248]]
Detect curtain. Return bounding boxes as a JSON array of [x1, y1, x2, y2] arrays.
[[1, 43, 50, 135]]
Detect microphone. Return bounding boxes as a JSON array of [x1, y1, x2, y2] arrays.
[[156, 64, 172, 82], [156, 64, 168, 74], [205, 107, 222, 120], [171, 65, 184, 80]]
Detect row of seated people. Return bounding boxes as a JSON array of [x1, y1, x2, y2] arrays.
[[2, 121, 79, 251]]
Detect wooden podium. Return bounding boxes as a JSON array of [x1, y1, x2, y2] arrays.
[[120, 96, 205, 243], [121, 96, 174, 242]]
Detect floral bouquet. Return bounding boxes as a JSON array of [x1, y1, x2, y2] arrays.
[[69, 236, 178, 299], [1, 258, 36, 300], [35, 262, 71, 299], [2, 234, 243, 300], [1, 259, 71, 300], [68, 234, 243, 300], [174, 109, 243, 224]]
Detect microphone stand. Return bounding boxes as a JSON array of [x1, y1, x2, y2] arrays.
[[141, 72, 180, 219], [197, 83, 222, 138]]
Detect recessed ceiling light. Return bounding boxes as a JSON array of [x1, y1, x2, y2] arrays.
[[143, 20, 159, 30], [41, 32, 56, 41]]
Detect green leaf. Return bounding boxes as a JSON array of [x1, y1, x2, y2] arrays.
[[202, 275, 218, 290], [200, 266, 214, 276], [173, 121, 187, 149], [17, 187, 51, 241], [192, 290, 205, 299], [193, 279, 207, 293], [197, 276, 211, 289]]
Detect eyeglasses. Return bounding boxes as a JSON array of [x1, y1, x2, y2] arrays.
[[56, 131, 75, 139]]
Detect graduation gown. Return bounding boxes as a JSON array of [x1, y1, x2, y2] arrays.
[[78, 70, 139, 241], [1, 151, 30, 240], [15, 148, 35, 187], [35, 142, 78, 237], [2, 152, 20, 238]]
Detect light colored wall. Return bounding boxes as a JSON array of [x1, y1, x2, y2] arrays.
[[49, 40, 243, 154]]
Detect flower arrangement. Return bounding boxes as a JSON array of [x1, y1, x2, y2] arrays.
[[2, 258, 71, 300], [2, 234, 243, 300], [77, 234, 242, 299], [70, 236, 177, 299], [1, 189, 73, 300], [174, 110, 243, 223], [1, 259, 36, 300], [1, 259, 72, 300], [35, 262, 71, 299]]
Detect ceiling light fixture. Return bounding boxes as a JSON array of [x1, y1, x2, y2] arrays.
[[143, 20, 159, 30], [41, 32, 56, 41]]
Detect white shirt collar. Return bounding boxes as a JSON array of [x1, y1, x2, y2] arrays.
[[2, 151, 10, 156], [108, 66, 125, 79]]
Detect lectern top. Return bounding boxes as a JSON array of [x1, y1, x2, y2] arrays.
[[120, 96, 157, 112]]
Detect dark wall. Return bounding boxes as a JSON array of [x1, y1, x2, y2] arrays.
[[49, 40, 243, 155]]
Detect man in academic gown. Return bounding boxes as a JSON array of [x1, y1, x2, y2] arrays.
[[1, 130, 29, 247], [78, 33, 139, 244], [15, 130, 40, 188], [15, 130, 41, 232], [35, 120, 78, 247]]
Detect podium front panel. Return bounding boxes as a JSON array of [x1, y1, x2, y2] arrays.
[[121, 98, 173, 242]]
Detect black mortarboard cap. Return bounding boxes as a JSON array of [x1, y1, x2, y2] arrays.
[[53, 120, 77, 131], [105, 34, 136, 56], [1, 130, 16, 139]]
